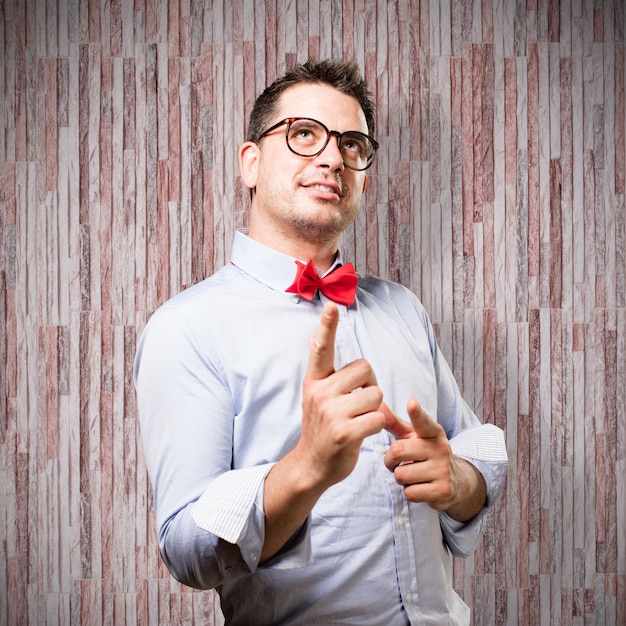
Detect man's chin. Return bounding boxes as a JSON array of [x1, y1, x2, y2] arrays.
[[291, 216, 355, 245]]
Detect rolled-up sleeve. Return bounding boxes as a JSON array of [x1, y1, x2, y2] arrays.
[[440, 424, 508, 557]]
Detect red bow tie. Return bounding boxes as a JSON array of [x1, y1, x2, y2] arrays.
[[286, 259, 358, 305]]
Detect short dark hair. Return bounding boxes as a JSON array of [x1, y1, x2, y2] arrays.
[[246, 58, 376, 143]]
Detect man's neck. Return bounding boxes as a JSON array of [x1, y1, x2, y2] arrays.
[[247, 223, 340, 273]]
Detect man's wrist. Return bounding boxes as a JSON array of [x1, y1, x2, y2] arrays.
[[444, 458, 487, 522]]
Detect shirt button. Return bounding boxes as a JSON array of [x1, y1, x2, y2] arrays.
[[405, 592, 413, 603], [397, 516, 405, 528], [251, 553, 257, 561]]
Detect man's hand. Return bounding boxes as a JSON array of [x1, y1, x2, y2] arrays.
[[261, 302, 385, 562], [382, 399, 486, 522], [297, 302, 386, 489]]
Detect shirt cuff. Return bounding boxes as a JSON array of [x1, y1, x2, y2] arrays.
[[449, 423, 508, 507], [191, 464, 274, 544], [191, 463, 313, 573]]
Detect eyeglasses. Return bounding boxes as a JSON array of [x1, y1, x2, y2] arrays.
[[256, 117, 379, 171]]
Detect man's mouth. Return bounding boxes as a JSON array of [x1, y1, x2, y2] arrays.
[[310, 183, 339, 194], [303, 179, 343, 199]]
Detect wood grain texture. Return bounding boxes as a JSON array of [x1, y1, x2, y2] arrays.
[[1, 0, 624, 624]]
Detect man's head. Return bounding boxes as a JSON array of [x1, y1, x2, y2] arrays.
[[246, 58, 376, 145], [239, 59, 377, 264]]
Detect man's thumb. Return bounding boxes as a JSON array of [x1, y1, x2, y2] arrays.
[[380, 402, 414, 440]]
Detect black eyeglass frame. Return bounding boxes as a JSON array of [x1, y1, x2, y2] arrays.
[[255, 117, 379, 171]]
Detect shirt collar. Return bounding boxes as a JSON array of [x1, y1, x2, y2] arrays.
[[230, 229, 345, 302]]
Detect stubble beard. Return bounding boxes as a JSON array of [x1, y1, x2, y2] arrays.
[[254, 170, 362, 247], [286, 179, 362, 245], [284, 205, 357, 246]]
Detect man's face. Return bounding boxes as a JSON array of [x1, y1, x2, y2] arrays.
[[240, 83, 371, 248]]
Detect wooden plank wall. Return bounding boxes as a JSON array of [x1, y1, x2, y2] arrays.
[[1, 0, 624, 624]]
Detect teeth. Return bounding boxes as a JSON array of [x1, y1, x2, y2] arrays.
[[311, 184, 336, 193]]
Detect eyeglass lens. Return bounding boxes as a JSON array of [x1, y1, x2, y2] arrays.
[[286, 119, 375, 170]]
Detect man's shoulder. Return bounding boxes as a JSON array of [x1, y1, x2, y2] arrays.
[[140, 264, 249, 346], [358, 273, 416, 299], [356, 273, 431, 324], [160, 264, 239, 308]]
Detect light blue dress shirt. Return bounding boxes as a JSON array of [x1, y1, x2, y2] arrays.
[[134, 230, 508, 625]]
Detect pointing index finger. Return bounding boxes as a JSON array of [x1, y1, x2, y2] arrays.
[[307, 303, 338, 380], [306, 302, 339, 380], [407, 398, 442, 438], [381, 402, 414, 440]]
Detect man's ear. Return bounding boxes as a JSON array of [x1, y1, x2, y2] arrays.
[[239, 141, 260, 190]]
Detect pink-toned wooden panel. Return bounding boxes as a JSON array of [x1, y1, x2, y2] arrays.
[[1, 1, 624, 624]]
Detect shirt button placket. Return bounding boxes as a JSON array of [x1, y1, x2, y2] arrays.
[[332, 302, 362, 367], [392, 496, 419, 616]]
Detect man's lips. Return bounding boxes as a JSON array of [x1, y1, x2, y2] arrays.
[[302, 180, 342, 199]]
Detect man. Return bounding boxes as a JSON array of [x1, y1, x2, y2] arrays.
[[134, 58, 508, 625]]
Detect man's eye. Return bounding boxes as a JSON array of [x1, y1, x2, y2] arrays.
[[290, 125, 320, 142], [342, 137, 367, 155]]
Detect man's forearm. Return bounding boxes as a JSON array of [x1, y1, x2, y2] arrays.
[[260, 449, 328, 563]]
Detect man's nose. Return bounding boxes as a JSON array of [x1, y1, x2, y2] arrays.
[[314, 133, 345, 170]]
